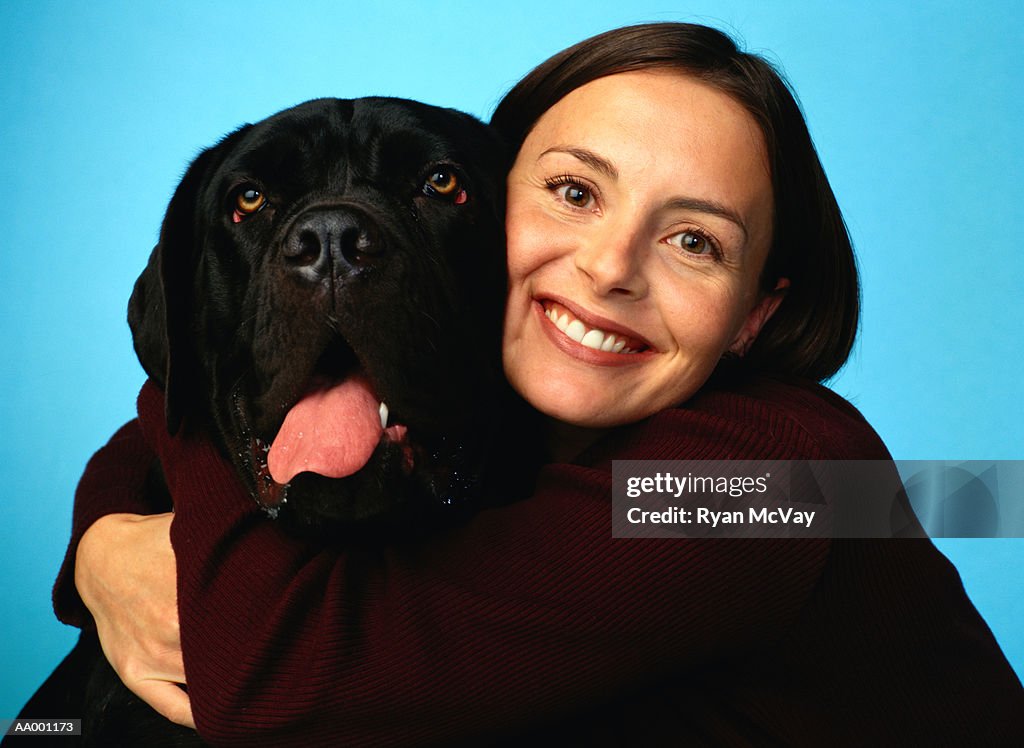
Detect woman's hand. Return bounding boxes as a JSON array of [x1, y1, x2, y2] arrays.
[[75, 512, 196, 729]]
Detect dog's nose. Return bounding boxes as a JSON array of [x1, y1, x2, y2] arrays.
[[284, 207, 383, 278]]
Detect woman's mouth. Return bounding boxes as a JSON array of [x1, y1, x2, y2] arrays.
[[540, 300, 650, 355]]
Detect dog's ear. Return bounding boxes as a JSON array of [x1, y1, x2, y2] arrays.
[[128, 145, 220, 435]]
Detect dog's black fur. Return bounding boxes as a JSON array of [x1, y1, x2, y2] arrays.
[[13, 98, 535, 747], [133, 96, 520, 530]]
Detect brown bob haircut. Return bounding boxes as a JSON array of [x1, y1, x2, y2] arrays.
[[491, 23, 858, 383]]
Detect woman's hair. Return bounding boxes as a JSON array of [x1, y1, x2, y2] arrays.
[[491, 23, 858, 382]]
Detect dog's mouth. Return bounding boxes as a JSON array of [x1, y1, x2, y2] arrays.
[[240, 338, 415, 514]]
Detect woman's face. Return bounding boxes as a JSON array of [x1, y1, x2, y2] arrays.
[[502, 70, 785, 429]]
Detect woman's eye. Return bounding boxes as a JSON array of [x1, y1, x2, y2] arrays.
[[543, 175, 598, 211], [556, 183, 594, 209], [233, 187, 267, 221], [668, 230, 714, 256]]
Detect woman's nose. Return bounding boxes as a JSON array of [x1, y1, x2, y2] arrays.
[[572, 228, 648, 298]]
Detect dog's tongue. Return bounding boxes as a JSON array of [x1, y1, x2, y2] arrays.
[[267, 375, 382, 484]]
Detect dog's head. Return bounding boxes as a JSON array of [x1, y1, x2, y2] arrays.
[[129, 97, 515, 528]]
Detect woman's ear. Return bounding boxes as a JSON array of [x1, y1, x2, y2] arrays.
[[729, 277, 790, 357]]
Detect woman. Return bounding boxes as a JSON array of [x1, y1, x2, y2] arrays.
[[57, 23, 1023, 745]]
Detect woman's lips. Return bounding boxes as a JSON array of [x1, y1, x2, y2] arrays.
[[533, 297, 654, 363]]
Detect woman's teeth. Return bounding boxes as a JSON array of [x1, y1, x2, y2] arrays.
[[543, 304, 640, 354]]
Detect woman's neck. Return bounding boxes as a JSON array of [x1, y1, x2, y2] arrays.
[[543, 418, 609, 464]]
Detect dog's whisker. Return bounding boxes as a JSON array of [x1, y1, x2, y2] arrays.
[[418, 310, 441, 331]]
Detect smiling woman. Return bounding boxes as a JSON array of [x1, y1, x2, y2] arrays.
[[502, 70, 784, 432], [25, 21, 1024, 747]]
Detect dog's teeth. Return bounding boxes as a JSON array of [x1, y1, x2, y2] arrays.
[[379, 401, 389, 429]]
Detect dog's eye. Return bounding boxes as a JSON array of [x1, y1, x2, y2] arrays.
[[233, 187, 267, 222], [425, 169, 458, 195], [423, 168, 468, 204], [237, 188, 266, 212]]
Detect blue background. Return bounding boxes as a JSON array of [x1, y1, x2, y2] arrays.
[[1, 0, 1021, 717]]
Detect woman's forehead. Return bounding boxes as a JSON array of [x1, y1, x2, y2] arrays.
[[517, 70, 774, 250], [527, 71, 766, 165]]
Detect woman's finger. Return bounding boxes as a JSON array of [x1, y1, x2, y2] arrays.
[[131, 678, 196, 729]]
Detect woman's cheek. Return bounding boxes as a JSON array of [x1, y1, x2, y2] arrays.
[[506, 196, 563, 275]]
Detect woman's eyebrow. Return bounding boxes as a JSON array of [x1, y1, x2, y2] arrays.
[[538, 145, 749, 242], [539, 146, 618, 180], [665, 197, 748, 242]]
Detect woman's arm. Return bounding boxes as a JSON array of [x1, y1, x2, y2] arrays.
[[52, 411, 193, 726], [137, 379, 843, 746], [53, 417, 167, 627]]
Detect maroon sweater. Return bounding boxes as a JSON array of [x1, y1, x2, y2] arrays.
[[55, 376, 1024, 746]]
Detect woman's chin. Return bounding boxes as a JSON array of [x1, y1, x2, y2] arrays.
[[524, 384, 639, 430]]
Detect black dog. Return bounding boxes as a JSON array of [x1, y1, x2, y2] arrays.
[[132, 96, 520, 529], [13, 97, 534, 746]]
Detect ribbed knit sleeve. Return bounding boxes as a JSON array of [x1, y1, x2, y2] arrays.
[[52, 418, 164, 628], [136, 378, 844, 746]]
